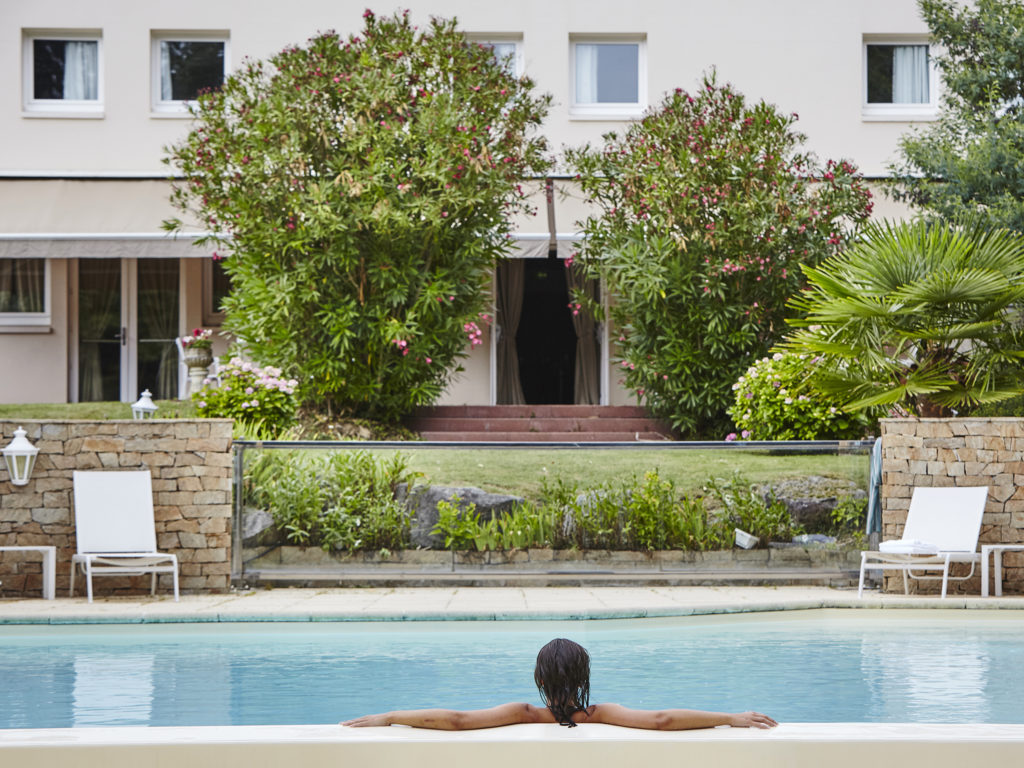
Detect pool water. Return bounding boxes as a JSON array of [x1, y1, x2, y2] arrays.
[[2, 611, 1022, 728]]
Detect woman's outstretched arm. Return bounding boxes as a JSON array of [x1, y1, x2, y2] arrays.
[[586, 703, 777, 730], [342, 702, 550, 730]]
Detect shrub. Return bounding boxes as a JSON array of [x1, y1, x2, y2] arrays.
[[704, 473, 794, 546], [247, 450, 417, 552], [728, 351, 875, 440], [566, 72, 873, 437], [194, 357, 298, 436], [165, 10, 551, 421], [784, 218, 1024, 417]]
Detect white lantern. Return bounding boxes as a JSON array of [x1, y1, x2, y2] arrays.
[[131, 389, 158, 419], [2, 426, 39, 486]]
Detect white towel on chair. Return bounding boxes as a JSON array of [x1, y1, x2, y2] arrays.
[[879, 539, 940, 555]]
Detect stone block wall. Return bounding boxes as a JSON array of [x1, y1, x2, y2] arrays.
[[0, 420, 232, 598], [880, 418, 1024, 595]]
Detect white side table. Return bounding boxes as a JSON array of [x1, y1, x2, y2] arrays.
[[0, 545, 56, 600], [981, 544, 1024, 598]]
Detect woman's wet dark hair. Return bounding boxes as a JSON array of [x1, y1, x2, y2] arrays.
[[534, 638, 591, 727]]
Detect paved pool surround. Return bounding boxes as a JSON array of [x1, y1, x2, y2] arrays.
[[3, 722, 1024, 768], [0, 420, 233, 598]]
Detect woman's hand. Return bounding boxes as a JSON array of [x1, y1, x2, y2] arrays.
[[728, 711, 778, 729], [341, 713, 391, 727]]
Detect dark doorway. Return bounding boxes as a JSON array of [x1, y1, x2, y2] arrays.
[[516, 256, 577, 404]]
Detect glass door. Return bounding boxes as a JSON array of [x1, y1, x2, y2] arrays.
[[76, 258, 180, 402], [77, 258, 123, 402], [137, 259, 180, 400]]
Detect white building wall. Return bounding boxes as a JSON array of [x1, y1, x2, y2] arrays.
[[0, 0, 932, 406]]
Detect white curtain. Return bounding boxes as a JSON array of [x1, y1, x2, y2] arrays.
[[160, 41, 173, 100], [893, 45, 928, 104], [64, 41, 98, 100], [575, 44, 598, 104]]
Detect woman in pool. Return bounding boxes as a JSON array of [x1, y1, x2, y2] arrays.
[[342, 637, 777, 731]]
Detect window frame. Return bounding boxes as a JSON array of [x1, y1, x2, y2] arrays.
[[21, 30, 104, 118], [569, 35, 647, 120], [150, 31, 230, 117], [862, 36, 938, 122], [465, 34, 524, 78], [0, 258, 51, 330]]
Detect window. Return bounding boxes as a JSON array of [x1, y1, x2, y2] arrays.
[[570, 37, 646, 119], [467, 36, 523, 77], [152, 33, 227, 114], [0, 259, 50, 329], [863, 39, 936, 120], [202, 257, 231, 326], [22, 31, 102, 116]]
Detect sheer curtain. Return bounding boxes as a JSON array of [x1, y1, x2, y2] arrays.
[[138, 261, 179, 400], [496, 260, 526, 405], [79, 260, 120, 402], [64, 41, 98, 100], [575, 44, 598, 103], [566, 264, 600, 405], [160, 42, 173, 100], [893, 45, 928, 103], [0, 259, 44, 313]]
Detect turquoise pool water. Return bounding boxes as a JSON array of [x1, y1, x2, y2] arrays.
[[2, 612, 1022, 728]]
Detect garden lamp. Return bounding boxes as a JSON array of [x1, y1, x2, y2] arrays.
[[131, 389, 158, 419], [2, 426, 39, 486]]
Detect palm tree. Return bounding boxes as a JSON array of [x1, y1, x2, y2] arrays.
[[785, 218, 1024, 417]]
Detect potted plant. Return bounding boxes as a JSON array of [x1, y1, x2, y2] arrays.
[[180, 328, 214, 392]]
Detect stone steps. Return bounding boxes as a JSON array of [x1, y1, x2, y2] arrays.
[[407, 405, 675, 442]]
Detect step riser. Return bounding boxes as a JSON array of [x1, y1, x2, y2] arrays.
[[408, 418, 669, 433], [414, 405, 651, 419], [417, 431, 671, 442]]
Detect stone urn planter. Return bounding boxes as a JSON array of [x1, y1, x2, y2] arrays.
[[183, 346, 213, 394]]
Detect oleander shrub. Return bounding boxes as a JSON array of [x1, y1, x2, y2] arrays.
[[165, 10, 551, 421], [566, 72, 873, 437]]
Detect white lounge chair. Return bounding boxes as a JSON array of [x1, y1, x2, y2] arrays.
[[858, 485, 988, 599], [70, 470, 180, 603]]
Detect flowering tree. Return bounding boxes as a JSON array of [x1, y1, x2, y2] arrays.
[[566, 74, 874, 436], [165, 11, 551, 420]]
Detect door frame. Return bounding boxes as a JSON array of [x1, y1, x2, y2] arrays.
[[69, 257, 184, 403]]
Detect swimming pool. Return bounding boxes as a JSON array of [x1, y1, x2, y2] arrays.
[[2, 610, 1022, 728]]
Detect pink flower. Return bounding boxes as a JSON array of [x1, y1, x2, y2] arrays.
[[725, 433, 737, 441], [425, 357, 432, 364], [741, 430, 750, 439]]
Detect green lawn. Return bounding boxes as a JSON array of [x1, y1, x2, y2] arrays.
[[368, 446, 868, 501], [0, 401, 197, 420]]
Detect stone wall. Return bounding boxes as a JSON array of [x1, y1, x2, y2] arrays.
[[0, 420, 232, 598], [880, 418, 1024, 595]]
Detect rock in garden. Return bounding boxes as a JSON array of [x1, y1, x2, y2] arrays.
[[242, 506, 283, 547], [403, 485, 525, 549], [758, 476, 866, 533]]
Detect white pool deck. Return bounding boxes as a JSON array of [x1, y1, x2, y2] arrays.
[[2, 584, 1024, 622], [4, 586, 1024, 767]]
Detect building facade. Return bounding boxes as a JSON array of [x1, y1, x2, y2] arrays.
[[0, 0, 928, 407]]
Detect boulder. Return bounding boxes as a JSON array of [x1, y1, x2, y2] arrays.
[[401, 484, 525, 549], [242, 506, 283, 548], [758, 476, 866, 533]]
